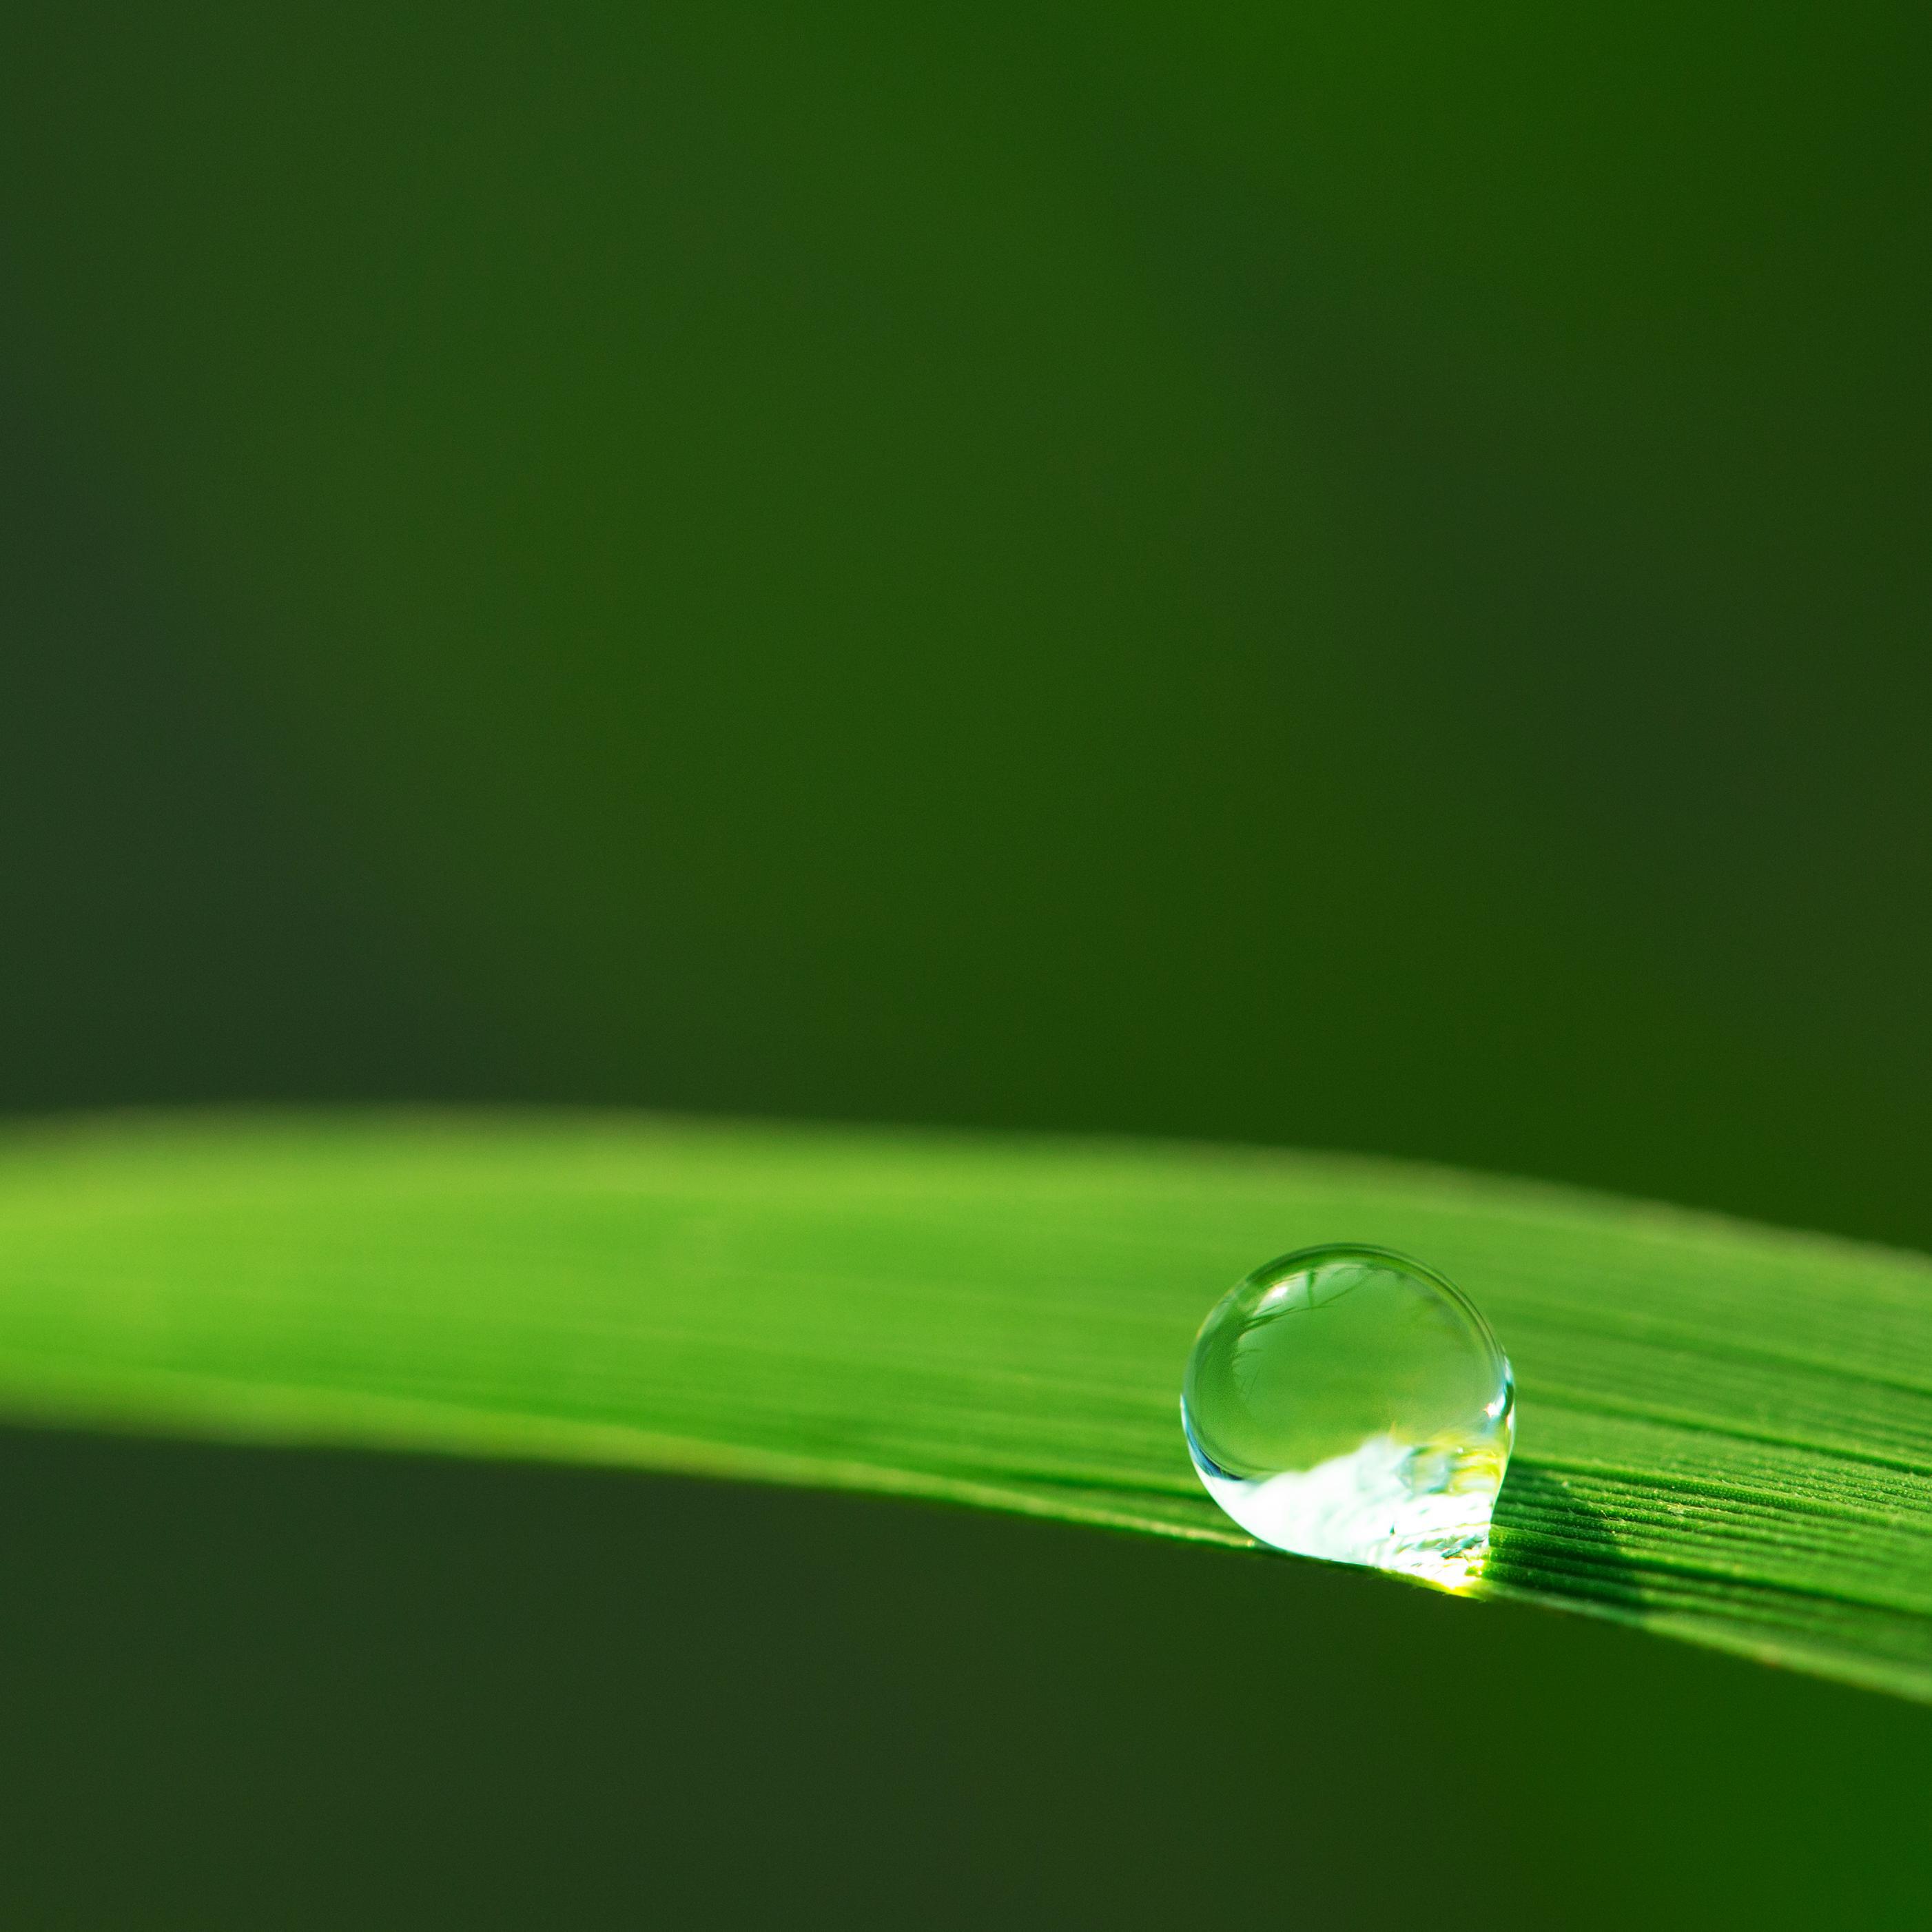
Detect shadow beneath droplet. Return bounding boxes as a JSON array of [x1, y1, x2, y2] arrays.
[[1483, 1463, 1643, 1612]]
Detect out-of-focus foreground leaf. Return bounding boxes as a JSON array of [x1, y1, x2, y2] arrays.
[[2, 1111, 1929, 1699]]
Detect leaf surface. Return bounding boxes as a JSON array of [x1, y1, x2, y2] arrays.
[[3, 1111, 1930, 1697]]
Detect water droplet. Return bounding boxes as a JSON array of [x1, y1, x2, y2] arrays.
[[1181, 1244, 1514, 1590]]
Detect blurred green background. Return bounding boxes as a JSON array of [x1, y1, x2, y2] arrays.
[[4, 6, 1932, 1924], [6, 1, 1930, 1244]]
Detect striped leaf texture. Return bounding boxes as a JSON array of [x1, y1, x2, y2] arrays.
[[1, 1113, 1927, 1698]]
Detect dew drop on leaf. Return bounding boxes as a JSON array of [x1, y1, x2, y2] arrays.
[[1181, 1245, 1514, 1590]]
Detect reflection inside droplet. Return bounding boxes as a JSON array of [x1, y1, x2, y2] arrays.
[[1180, 1244, 1514, 1590]]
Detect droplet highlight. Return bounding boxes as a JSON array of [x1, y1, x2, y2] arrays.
[[1181, 1244, 1514, 1589]]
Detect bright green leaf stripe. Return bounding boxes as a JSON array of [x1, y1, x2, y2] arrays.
[[2, 1112, 1931, 1699]]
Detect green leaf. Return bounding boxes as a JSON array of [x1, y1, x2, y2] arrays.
[[2, 1111, 1929, 1699]]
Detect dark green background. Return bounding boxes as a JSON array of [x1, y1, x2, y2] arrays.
[[4, 7, 1931, 1924], [6, 1, 1931, 1245], [1, 1426, 1927, 1931]]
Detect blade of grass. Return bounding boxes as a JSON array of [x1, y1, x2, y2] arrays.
[[1, 1110, 1930, 1698]]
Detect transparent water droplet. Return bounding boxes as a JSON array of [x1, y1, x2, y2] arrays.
[[1181, 1244, 1514, 1590]]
